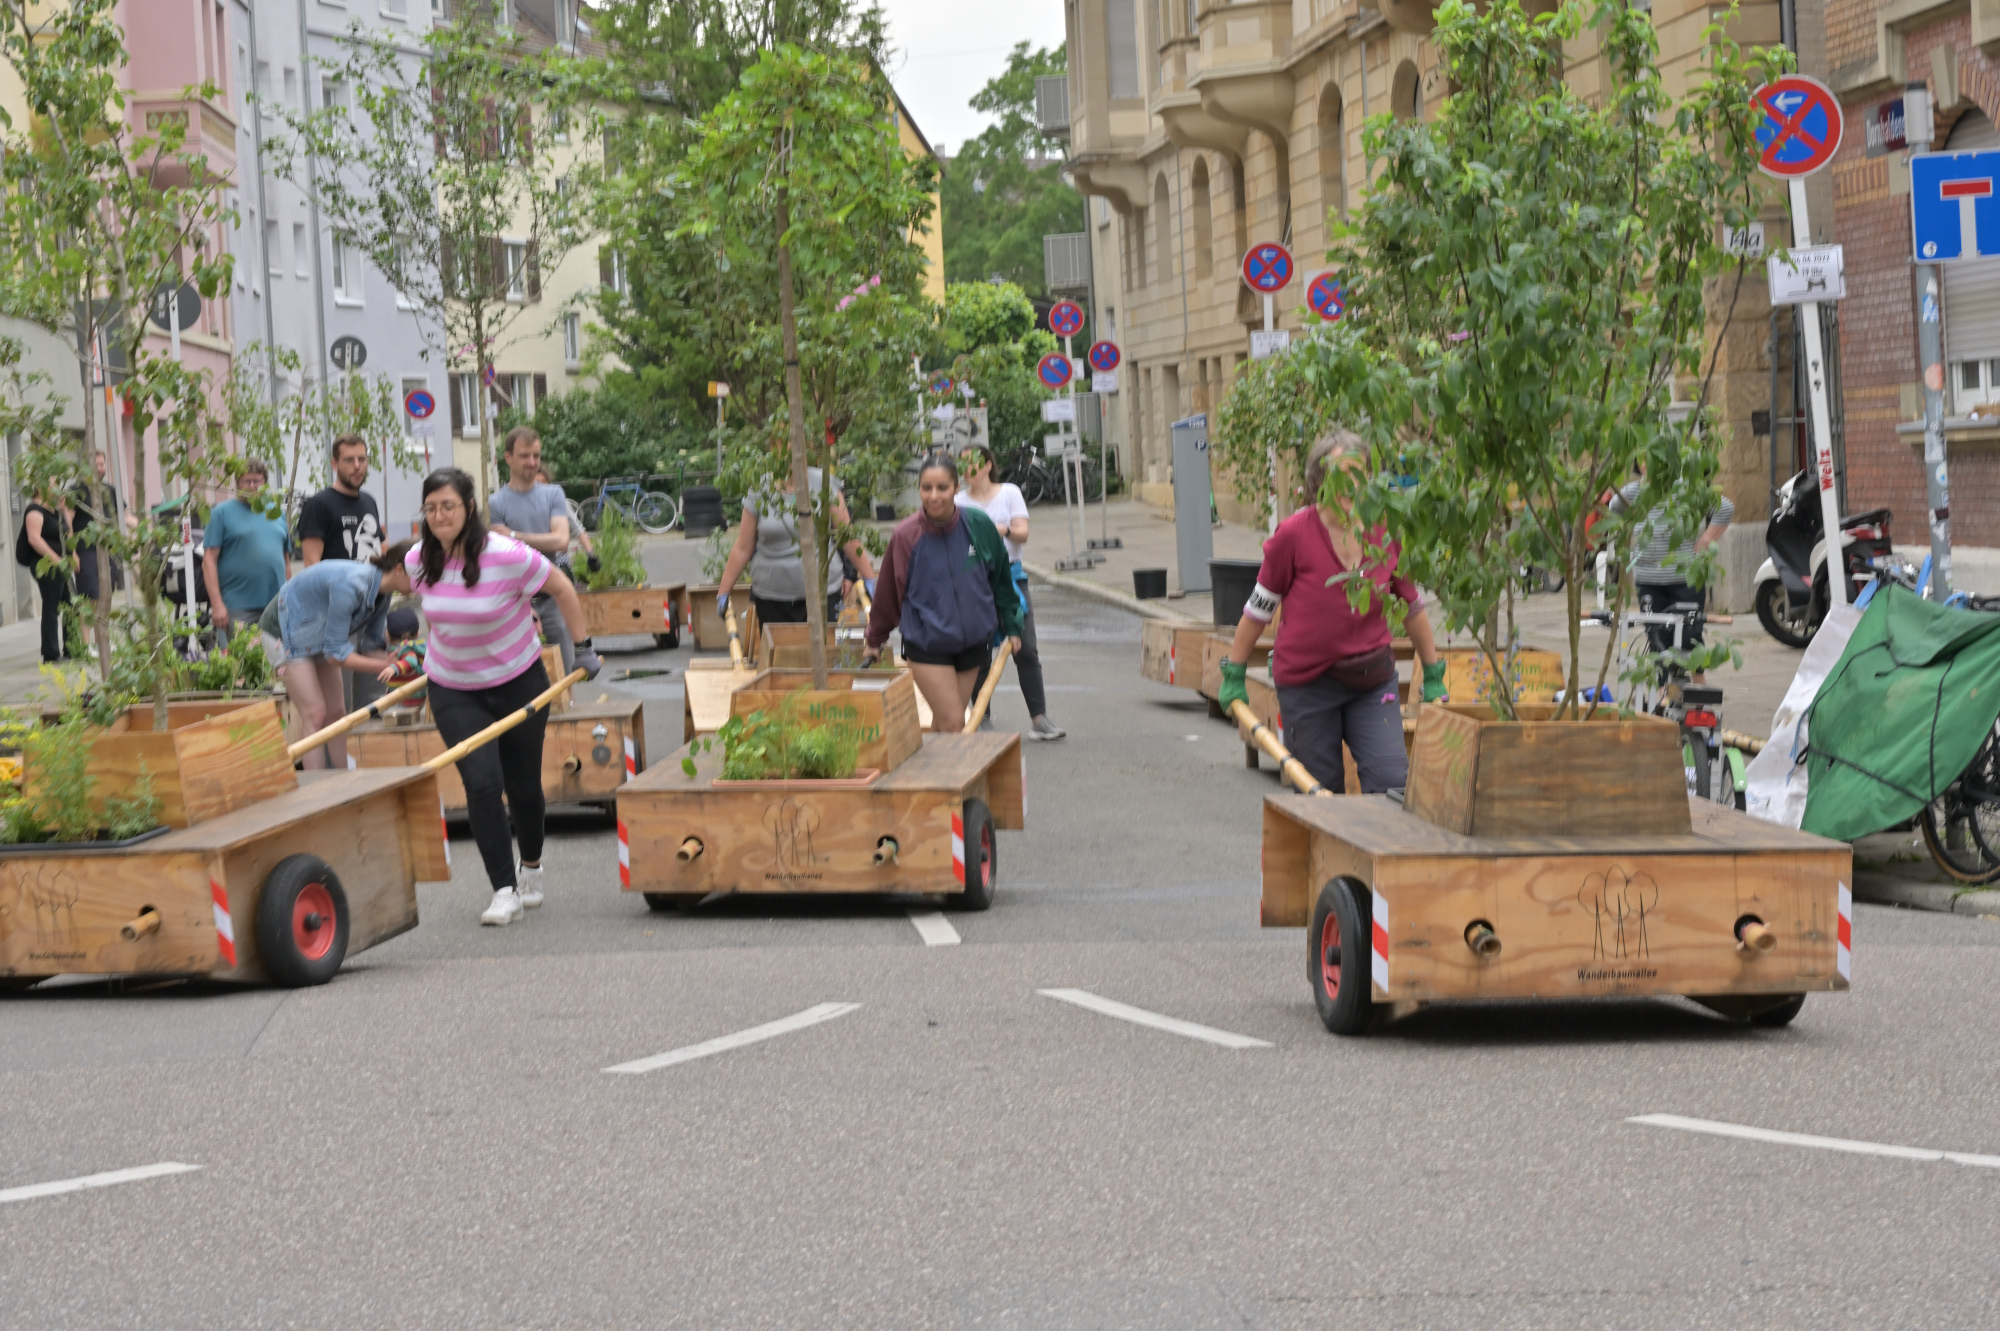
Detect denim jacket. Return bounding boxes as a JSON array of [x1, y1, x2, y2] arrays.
[[279, 559, 388, 661]]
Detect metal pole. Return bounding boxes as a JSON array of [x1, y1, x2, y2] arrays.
[[1263, 292, 1277, 533], [1916, 264, 1954, 598], [1788, 178, 1846, 609]]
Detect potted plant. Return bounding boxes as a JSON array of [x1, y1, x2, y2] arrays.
[[1268, 0, 1784, 832]]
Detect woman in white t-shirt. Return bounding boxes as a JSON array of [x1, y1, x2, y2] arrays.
[[956, 448, 1063, 740]]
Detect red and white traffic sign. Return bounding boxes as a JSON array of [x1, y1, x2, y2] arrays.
[[1088, 340, 1120, 372], [1242, 243, 1294, 293], [404, 388, 436, 420], [1048, 300, 1085, 339], [1306, 272, 1346, 322], [1035, 354, 1073, 391], [1754, 75, 1843, 179]]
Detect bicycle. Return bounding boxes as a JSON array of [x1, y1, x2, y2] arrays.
[[576, 474, 679, 534], [1006, 447, 1059, 506], [1583, 601, 1745, 809]]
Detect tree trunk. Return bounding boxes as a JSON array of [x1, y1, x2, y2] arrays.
[[775, 185, 827, 689]]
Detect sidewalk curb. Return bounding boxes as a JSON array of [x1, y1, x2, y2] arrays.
[[1022, 561, 1206, 624], [1852, 870, 2000, 919]]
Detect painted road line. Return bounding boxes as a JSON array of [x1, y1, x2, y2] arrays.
[[1630, 1114, 2000, 1169], [1037, 989, 1273, 1049], [0, 1162, 201, 1206], [604, 1002, 861, 1074], [908, 910, 961, 946]]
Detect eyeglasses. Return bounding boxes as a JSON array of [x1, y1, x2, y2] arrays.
[[422, 500, 464, 518]]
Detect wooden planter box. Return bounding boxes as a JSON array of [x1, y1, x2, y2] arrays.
[[25, 699, 296, 830], [1405, 702, 1690, 838], [350, 699, 644, 815], [1439, 646, 1566, 708], [1139, 620, 1216, 692], [687, 584, 757, 652], [578, 584, 687, 642], [726, 668, 923, 776]]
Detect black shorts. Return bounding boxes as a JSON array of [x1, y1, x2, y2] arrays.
[[903, 641, 991, 671]]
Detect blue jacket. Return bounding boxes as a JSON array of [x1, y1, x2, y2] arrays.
[[279, 559, 388, 661]]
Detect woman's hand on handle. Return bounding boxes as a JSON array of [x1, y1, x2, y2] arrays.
[[1006, 635, 1021, 657], [572, 638, 604, 680]]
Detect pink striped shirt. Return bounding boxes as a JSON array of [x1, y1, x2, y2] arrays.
[[407, 532, 553, 690]]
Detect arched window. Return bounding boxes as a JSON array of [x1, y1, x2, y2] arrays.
[[1392, 60, 1421, 121], [1154, 172, 1173, 287], [1318, 86, 1346, 222], [1229, 156, 1248, 264], [1191, 157, 1213, 279]]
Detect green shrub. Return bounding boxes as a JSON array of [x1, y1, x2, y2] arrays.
[[582, 503, 647, 591]]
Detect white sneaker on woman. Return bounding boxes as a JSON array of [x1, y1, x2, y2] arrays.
[[517, 864, 545, 909], [480, 888, 524, 926]]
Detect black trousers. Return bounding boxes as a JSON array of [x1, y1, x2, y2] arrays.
[[428, 660, 551, 891], [752, 592, 843, 626], [971, 583, 1048, 719], [35, 570, 70, 663], [1274, 668, 1407, 794]]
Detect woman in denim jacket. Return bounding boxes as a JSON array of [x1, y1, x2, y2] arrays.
[[274, 538, 416, 768]]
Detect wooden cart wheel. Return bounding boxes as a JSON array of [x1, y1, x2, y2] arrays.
[[643, 893, 704, 912], [946, 798, 997, 912], [654, 630, 680, 650], [1309, 877, 1382, 1036], [256, 854, 350, 988]]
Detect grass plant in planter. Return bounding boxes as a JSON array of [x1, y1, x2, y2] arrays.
[[0, 703, 164, 850], [691, 695, 871, 786], [1265, 0, 1784, 832]]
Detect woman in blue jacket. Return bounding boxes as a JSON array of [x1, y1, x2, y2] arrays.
[[266, 539, 415, 768]]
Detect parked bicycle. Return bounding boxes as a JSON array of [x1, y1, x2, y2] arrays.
[[576, 474, 678, 534]]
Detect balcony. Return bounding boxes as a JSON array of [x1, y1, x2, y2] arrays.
[[1189, 0, 1296, 144], [1035, 76, 1071, 140]]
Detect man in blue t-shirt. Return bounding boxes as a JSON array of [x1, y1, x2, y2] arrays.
[[201, 458, 292, 633]]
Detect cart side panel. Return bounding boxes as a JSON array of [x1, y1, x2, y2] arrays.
[[0, 851, 216, 978], [215, 786, 420, 983], [582, 586, 677, 638], [622, 786, 960, 893], [400, 774, 453, 882], [174, 700, 298, 824], [982, 737, 1025, 830], [1260, 802, 1320, 927], [1374, 848, 1849, 1002]]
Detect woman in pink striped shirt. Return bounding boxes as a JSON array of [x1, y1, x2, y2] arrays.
[[399, 469, 601, 927]]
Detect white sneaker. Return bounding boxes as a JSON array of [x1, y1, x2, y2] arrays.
[[517, 864, 545, 909], [480, 888, 524, 926], [1029, 715, 1066, 741]]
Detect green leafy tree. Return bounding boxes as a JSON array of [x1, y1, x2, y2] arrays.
[[676, 44, 938, 685], [265, 1, 600, 497], [1290, 0, 1784, 718], [941, 43, 1084, 300], [0, 0, 236, 693], [929, 280, 1057, 476], [224, 343, 419, 531]]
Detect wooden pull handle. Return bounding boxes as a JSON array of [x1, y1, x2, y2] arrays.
[[677, 837, 704, 863], [873, 836, 899, 866], [421, 670, 588, 773], [287, 673, 430, 761], [963, 641, 1013, 731], [1228, 700, 1328, 797], [120, 908, 161, 942], [1736, 918, 1776, 953], [1464, 921, 1502, 958]]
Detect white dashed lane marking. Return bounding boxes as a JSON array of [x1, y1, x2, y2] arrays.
[[1038, 988, 1272, 1049], [907, 910, 961, 946], [1631, 1114, 2000, 1169], [604, 1002, 861, 1074], [0, 1162, 201, 1206]]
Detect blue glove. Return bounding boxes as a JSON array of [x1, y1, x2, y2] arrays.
[[716, 590, 729, 616], [864, 578, 876, 598]]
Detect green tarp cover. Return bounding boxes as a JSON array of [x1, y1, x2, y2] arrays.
[[1801, 583, 2000, 841]]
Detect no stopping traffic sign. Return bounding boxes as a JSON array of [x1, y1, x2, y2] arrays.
[[1242, 242, 1294, 293], [1088, 340, 1121, 372], [1048, 300, 1085, 338], [1306, 272, 1346, 322]]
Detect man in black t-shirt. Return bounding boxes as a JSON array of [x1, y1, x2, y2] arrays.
[[298, 434, 384, 710], [298, 435, 382, 565]]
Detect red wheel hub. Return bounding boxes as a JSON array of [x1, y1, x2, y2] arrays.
[[1320, 908, 1342, 999], [292, 881, 337, 961], [978, 824, 994, 888]]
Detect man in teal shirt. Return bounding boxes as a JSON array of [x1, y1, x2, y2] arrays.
[[201, 459, 292, 633]]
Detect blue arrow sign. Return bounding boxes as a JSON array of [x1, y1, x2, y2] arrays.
[[1912, 150, 2000, 262]]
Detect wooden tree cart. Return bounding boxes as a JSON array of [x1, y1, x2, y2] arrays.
[[576, 583, 688, 647], [1260, 704, 1852, 1033], [620, 668, 1024, 911], [349, 697, 646, 818]]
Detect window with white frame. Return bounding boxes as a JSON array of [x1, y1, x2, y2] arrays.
[[321, 75, 347, 113], [563, 313, 580, 367], [380, 0, 406, 17], [456, 374, 482, 437], [507, 373, 534, 416], [265, 219, 282, 277], [331, 234, 361, 305], [392, 237, 416, 309], [504, 240, 527, 301], [293, 222, 309, 278], [551, 107, 569, 142]]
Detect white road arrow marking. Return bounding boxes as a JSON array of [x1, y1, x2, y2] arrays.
[[1038, 988, 1272, 1049], [604, 1002, 861, 1074]]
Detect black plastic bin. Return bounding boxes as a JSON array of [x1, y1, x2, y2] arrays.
[[1209, 558, 1263, 626], [681, 485, 725, 537], [1133, 568, 1168, 600]]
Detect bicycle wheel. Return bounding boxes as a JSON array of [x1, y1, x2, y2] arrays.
[[1921, 793, 2000, 884], [574, 496, 603, 531], [634, 490, 678, 534], [1017, 467, 1047, 506]]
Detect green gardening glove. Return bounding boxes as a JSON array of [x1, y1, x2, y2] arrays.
[[1422, 660, 1448, 703], [1218, 659, 1249, 711]]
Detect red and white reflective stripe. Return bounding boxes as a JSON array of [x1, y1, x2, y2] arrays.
[[1837, 881, 1852, 981], [1168, 643, 1177, 685], [211, 879, 236, 967], [663, 596, 676, 631], [617, 817, 631, 887], [1370, 890, 1389, 992], [951, 810, 966, 886], [623, 735, 637, 779], [439, 794, 451, 866]]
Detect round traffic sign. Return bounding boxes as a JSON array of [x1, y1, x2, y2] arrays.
[[1754, 75, 1843, 179], [928, 375, 953, 396], [1036, 354, 1073, 391], [1306, 272, 1346, 322], [405, 388, 436, 420], [1088, 340, 1121, 373], [1241, 242, 1295, 293], [330, 335, 368, 371], [1048, 300, 1086, 339], [148, 282, 201, 334]]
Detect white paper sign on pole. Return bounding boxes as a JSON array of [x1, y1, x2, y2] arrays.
[[1091, 371, 1119, 394], [1723, 222, 1765, 257], [1250, 329, 1291, 360], [1766, 244, 1846, 304], [1041, 398, 1076, 423]]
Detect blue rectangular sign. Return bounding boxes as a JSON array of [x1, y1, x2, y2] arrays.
[[1912, 150, 2000, 262]]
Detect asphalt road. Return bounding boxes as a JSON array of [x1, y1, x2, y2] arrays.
[[6, 583, 2000, 1328]]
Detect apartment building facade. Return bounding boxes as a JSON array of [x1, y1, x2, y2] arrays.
[[1061, 0, 1809, 606]]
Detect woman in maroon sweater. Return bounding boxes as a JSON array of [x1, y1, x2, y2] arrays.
[[1217, 431, 1445, 792]]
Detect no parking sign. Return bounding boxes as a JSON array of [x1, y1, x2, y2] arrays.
[[1036, 354, 1073, 391]]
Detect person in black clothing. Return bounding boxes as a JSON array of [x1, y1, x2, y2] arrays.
[[297, 434, 383, 565], [17, 485, 74, 663], [70, 451, 131, 601]]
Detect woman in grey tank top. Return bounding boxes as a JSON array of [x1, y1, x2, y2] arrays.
[[715, 463, 878, 626]]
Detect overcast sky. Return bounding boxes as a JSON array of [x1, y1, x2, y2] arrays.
[[874, 0, 1067, 156]]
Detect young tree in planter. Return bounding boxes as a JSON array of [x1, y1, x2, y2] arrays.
[[1295, 0, 1785, 718], [675, 44, 938, 687], [264, 1, 599, 496], [0, 0, 235, 679]]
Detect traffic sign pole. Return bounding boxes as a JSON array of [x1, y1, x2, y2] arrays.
[[1788, 177, 1848, 610], [1917, 266, 1953, 598]]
